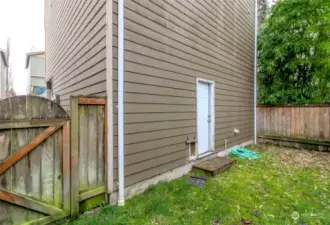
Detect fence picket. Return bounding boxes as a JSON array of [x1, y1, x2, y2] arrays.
[[0, 96, 70, 224], [326, 108, 330, 139], [0, 95, 107, 224], [257, 105, 330, 140]]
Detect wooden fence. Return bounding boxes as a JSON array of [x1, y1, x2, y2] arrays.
[[0, 96, 107, 224], [70, 96, 107, 217], [257, 104, 330, 140], [0, 96, 70, 225]]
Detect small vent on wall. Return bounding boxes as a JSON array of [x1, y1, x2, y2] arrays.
[[51, 94, 60, 104], [46, 80, 52, 89], [187, 136, 197, 161]]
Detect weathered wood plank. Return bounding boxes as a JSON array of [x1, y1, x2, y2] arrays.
[[0, 189, 63, 216], [264, 108, 269, 133], [325, 108, 330, 139], [279, 108, 286, 135], [304, 108, 309, 138], [0, 126, 62, 175], [0, 201, 12, 224], [26, 97, 43, 216], [262, 108, 267, 133], [41, 135, 54, 205], [24, 212, 69, 225], [0, 132, 12, 225], [294, 107, 300, 136], [274, 108, 278, 134], [290, 107, 294, 137], [27, 128, 43, 221], [0, 100, 12, 224], [300, 107, 305, 137], [70, 97, 80, 218], [0, 98, 12, 120], [282, 108, 286, 136], [62, 121, 71, 213], [286, 108, 290, 136], [277, 107, 282, 136], [39, 98, 54, 119], [307, 107, 313, 138], [87, 106, 98, 189], [11, 96, 27, 120], [0, 132, 10, 163], [0, 119, 68, 129], [314, 107, 319, 139], [319, 107, 325, 139], [11, 128, 28, 224], [27, 96, 39, 120], [78, 97, 106, 105], [103, 103, 108, 202], [53, 103, 70, 119], [263, 108, 267, 134], [267, 108, 271, 133], [256, 108, 260, 134], [285, 108, 290, 137], [53, 129, 62, 208], [97, 106, 105, 186], [79, 186, 105, 202], [0, 130, 11, 191], [79, 105, 88, 191], [25, 97, 44, 221], [79, 194, 105, 213], [270, 108, 275, 133]]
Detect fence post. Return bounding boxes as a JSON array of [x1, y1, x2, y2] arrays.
[[62, 121, 71, 213], [70, 96, 79, 217], [104, 99, 109, 203]]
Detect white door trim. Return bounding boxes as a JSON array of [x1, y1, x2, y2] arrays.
[[196, 78, 215, 157]]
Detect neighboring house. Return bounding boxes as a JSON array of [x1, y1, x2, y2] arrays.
[[25, 51, 47, 98], [0, 49, 8, 100], [45, 0, 256, 204]]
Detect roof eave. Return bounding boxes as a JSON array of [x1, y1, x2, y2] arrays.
[[25, 51, 45, 69]]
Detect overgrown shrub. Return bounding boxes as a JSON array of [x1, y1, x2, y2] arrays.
[[258, 0, 330, 104]]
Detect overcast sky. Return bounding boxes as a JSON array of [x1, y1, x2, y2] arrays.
[[0, 0, 44, 95]]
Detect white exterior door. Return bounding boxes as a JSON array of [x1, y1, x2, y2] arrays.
[[197, 80, 214, 156]]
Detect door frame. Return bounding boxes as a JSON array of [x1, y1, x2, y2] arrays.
[[196, 78, 215, 157]]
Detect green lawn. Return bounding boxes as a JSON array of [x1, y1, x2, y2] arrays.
[[66, 145, 330, 225]]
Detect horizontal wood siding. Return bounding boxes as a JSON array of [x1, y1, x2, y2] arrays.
[[112, 0, 255, 189], [46, 0, 255, 192], [45, 0, 107, 111]]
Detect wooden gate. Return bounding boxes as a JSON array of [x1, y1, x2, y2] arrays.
[[70, 96, 107, 217], [0, 96, 70, 225]]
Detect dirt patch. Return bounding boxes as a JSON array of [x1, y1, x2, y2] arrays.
[[253, 144, 330, 172]]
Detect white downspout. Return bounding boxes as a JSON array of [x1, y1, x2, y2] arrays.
[[106, 0, 114, 198], [118, 0, 125, 206], [254, 0, 258, 144]]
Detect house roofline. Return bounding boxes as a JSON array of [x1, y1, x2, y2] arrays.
[[0, 49, 8, 67]]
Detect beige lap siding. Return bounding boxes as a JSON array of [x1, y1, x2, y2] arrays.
[[45, 0, 107, 112], [112, 0, 254, 190]]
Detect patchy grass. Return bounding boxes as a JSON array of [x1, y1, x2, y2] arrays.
[[66, 145, 330, 225]]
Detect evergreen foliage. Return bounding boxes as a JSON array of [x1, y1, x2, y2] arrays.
[[258, 0, 330, 104]]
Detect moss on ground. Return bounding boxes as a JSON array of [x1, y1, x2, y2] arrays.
[[65, 145, 330, 225]]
